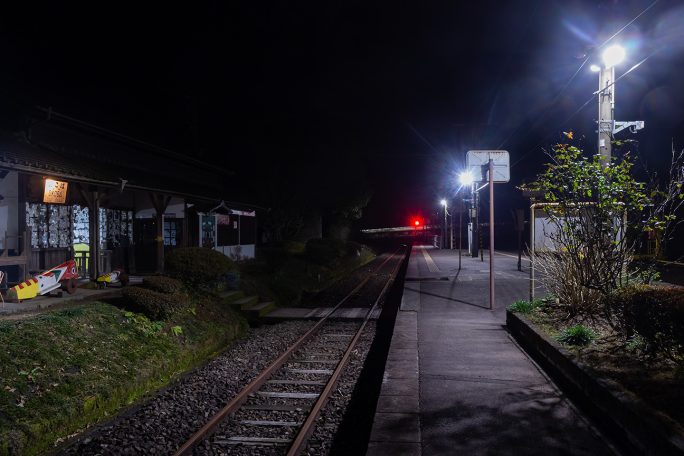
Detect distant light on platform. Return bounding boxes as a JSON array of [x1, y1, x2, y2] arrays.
[[602, 44, 625, 69], [589, 64, 601, 72], [440, 199, 447, 207], [459, 171, 474, 186]]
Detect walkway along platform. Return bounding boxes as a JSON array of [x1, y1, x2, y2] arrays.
[[367, 246, 616, 455]]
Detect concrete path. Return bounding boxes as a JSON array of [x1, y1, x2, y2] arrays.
[[0, 277, 141, 316], [368, 246, 615, 455]]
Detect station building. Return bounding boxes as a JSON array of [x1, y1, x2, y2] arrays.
[[0, 108, 258, 286]]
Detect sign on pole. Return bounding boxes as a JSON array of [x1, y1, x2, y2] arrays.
[[466, 150, 510, 311], [466, 150, 510, 183]]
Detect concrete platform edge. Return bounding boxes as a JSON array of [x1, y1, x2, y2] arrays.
[[367, 288, 421, 455]]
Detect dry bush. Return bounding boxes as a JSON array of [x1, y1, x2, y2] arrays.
[[534, 250, 604, 316]]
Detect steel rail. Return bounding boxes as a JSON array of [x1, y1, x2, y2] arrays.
[[173, 248, 402, 456], [286, 247, 407, 455]]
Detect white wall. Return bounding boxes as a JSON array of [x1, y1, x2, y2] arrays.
[[0, 171, 19, 249]]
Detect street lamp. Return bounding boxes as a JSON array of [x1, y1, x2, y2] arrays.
[[602, 44, 626, 68], [459, 171, 474, 186]]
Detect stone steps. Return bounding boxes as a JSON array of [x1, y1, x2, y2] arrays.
[[242, 301, 276, 318]]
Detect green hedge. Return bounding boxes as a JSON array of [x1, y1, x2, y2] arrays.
[[165, 247, 237, 287], [143, 275, 184, 294], [609, 285, 684, 363], [122, 287, 188, 320]]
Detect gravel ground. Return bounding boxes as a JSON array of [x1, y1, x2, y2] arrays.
[[197, 321, 377, 456], [59, 320, 314, 456], [58, 320, 379, 456]]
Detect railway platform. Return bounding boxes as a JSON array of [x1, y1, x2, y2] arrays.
[[367, 246, 615, 455]]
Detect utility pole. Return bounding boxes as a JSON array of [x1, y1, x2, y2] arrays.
[[597, 65, 614, 165], [595, 45, 644, 165]]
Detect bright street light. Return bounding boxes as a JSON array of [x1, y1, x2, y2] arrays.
[[602, 44, 625, 69], [440, 199, 447, 207], [589, 64, 601, 72], [459, 171, 474, 186]]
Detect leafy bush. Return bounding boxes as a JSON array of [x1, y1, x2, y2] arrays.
[[165, 247, 237, 287], [143, 275, 184, 294], [608, 285, 684, 363], [556, 325, 595, 346], [305, 238, 348, 265], [507, 299, 544, 314], [508, 299, 534, 313], [122, 287, 187, 320]]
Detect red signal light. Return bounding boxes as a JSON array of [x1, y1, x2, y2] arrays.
[[414, 219, 421, 227]]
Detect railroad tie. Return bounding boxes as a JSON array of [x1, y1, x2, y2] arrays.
[[212, 436, 291, 446], [258, 391, 319, 399]]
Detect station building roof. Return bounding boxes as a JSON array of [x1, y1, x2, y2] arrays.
[[0, 109, 259, 211]]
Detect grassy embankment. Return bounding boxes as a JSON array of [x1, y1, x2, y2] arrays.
[[0, 296, 246, 456]]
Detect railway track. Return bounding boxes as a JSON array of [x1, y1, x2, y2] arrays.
[[176, 246, 407, 455]]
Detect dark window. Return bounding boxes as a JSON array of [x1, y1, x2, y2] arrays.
[[164, 219, 182, 246], [240, 216, 256, 245], [216, 214, 238, 246]]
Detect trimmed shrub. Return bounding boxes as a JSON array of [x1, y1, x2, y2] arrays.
[[143, 276, 184, 294], [165, 247, 237, 287], [122, 287, 187, 320], [609, 285, 684, 363], [556, 325, 595, 346]]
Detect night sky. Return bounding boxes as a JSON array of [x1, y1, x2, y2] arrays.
[[2, 0, 684, 230]]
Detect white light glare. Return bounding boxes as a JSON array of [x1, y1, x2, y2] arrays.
[[602, 45, 625, 69], [440, 199, 447, 207], [589, 64, 601, 72], [459, 171, 474, 186]]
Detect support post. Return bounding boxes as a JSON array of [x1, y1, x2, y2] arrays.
[[530, 204, 535, 303], [90, 191, 100, 280], [17, 173, 28, 279], [149, 193, 171, 274]]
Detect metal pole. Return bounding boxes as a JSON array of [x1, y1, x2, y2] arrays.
[[470, 181, 478, 258], [489, 159, 494, 311], [443, 204, 447, 249], [598, 65, 614, 165], [458, 197, 462, 271], [530, 204, 535, 303]]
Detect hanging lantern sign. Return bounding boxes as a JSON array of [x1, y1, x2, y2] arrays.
[[43, 178, 68, 204]]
